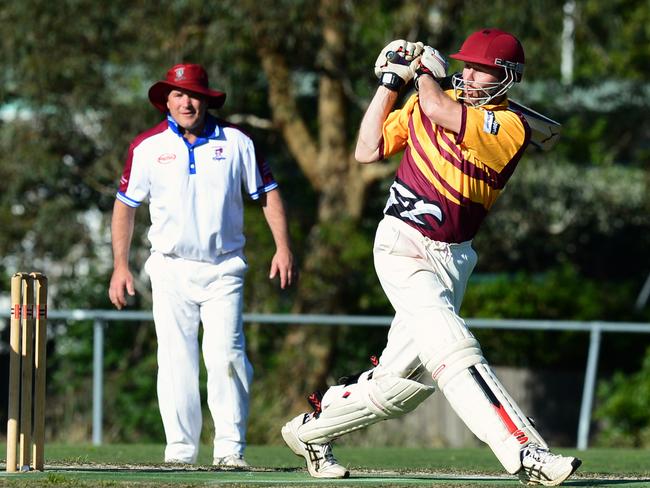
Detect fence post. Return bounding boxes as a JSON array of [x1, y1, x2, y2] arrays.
[[577, 324, 602, 450], [92, 319, 104, 446]]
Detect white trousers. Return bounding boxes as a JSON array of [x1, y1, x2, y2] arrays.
[[372, 215, 477, 378], [145, 251, 253, 463], [371, 216, 544, 472], [291, 216, 542, 472]]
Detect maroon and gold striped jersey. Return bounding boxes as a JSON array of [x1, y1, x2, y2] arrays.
[[380, 90, 530, 243]]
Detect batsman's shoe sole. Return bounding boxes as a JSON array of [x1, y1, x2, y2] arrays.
[[281, 415, 349, 479]]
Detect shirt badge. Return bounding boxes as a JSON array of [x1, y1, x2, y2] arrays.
[[483, 111, 500, 135], [157, 153, 176, 164], [213, 147, 226, 161]]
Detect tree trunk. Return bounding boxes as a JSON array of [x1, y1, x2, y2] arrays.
[[249, 0, 397, 413]]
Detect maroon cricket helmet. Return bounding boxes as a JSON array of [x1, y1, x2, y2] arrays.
[[450, 28, 525, 82]]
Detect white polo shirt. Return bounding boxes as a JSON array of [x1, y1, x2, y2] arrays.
[[116, 114, 278, 263]]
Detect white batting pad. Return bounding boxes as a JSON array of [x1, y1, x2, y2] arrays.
[[298, 371, 435, 444], [425, 338, 547, 473]]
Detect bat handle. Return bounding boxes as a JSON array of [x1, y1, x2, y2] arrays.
[[387, 50, 411, 66], [386, 51, 399, 62]]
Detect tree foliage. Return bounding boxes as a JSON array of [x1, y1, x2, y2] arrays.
[[594, 346, 650, 447]]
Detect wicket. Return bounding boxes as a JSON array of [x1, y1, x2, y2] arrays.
[[6, 272, 48, 472]]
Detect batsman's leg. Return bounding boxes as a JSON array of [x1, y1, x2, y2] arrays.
[[373, 216, 581, 484], [282, 317, 432, 478], [425, 338, 580, 484], [281, 371, 433, 479]]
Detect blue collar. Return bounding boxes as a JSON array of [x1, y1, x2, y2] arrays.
[[166, 113, 220, 147]]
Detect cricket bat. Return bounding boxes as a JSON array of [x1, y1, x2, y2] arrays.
[[435, 75, 562, 151], [508, 99, 561, 152]]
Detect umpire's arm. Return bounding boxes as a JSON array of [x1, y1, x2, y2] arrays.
[[260, 188, 296, 289], [109, 200, 137, 309]]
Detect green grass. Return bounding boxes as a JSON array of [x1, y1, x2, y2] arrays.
[[1, 444, 650, 487]]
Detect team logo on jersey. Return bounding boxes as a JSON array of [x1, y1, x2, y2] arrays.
[[212, 147, 226, 161], [483, 111, 500, 135], [384, 179, 443, 230], [157, 153, 176, 164]]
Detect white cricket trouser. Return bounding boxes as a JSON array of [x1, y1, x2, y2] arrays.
[[294, 216, 543, 472], [371, 216, 544, 473], [372, 215, 477, 378], [145, 251, 253, 463]]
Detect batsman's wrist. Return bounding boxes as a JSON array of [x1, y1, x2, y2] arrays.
[[416, 66, 433, 77], [379, 72, 404, 91], [414, 69, 435, 91]]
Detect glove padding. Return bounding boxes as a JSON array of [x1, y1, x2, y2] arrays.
[[421, 46, 448, 78], [414, 46, 448, 90], [374, 40, 424, 83]]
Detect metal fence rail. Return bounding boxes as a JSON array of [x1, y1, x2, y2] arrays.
[[2, 310, 650, 450]]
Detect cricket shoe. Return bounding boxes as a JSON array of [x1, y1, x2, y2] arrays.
[[164, 458, 194, 465], [281, 413, 349, 479], [518, 443, 582, 486], [213, 454, 250, 468]]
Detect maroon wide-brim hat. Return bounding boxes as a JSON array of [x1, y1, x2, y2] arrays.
[[148, 63, 226, 113]]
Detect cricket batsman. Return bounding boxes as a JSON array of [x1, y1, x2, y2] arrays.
[[280, 29, 582, 486]]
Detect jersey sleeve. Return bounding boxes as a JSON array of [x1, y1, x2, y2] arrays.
[[461, 106, 530, 172], [241, 136, 278, 200], [116, 140, 150, 207], [380, 94, 419, 159]]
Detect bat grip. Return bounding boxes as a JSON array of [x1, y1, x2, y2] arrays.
[[386, 51, 401, 63]]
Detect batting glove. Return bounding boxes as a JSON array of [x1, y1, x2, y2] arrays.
[[374, 40, 424, 91], [414, 46, 448, 91]]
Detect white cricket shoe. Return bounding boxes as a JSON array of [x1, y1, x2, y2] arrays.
[[213, 454, 250, 468], [281, 414, 349, 479], [164, 458, 194, 465], [518, 444, 582, 486]]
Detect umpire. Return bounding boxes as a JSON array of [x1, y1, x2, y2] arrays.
[[109, 63, 295, 466]]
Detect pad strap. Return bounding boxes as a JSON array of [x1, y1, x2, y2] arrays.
[[425, 337, 485, 389]]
